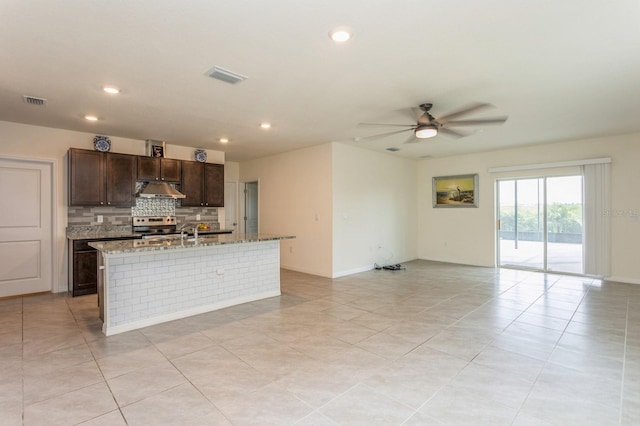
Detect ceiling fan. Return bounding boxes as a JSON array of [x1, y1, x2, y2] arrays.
[[358, 102, 508, 144]]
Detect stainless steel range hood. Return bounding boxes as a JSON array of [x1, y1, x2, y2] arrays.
[[137, 181, 186, 199]]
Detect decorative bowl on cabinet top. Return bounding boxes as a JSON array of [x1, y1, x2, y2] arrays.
[[194, 149, 207, 162], [93, 135, 111, 152]]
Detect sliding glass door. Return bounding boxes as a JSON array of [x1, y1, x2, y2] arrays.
[[545, 176, 583, 273], [498, 178, 545, 270], [497, 176, 583, 274]]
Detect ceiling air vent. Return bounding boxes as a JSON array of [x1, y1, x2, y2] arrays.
[[386, 147, 400, 152], [206, 66, 247, 84], [23, 95, 47, 106]]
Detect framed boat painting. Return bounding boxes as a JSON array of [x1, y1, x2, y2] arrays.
[[433, 174, 478, 208]]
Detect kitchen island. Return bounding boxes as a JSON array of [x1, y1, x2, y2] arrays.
[[90, 233, 294, 336]]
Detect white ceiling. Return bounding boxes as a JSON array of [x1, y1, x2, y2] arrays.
[[1, 1, 639, 162]]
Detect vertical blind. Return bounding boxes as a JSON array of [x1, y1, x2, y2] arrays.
[[582, 162, 611, 276]]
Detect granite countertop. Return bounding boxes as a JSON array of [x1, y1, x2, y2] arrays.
[[66, 225, 233, 240], [66, 225, 136, 240], [89, 233, 295, 254]]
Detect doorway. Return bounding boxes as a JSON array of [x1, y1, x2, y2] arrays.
[[497, 175, 583, 274], [223, 181, 238, 232], [242, 181, 259, 233], [0, 158, 54, 297]]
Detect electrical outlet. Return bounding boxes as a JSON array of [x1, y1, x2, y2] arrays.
[[97, 215, 103, 223], [196, 214, 201, 220]]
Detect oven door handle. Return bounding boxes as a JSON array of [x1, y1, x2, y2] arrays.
[[142, 233, 181, 240]]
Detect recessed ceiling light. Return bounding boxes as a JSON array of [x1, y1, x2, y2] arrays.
[[219, 138, 229, 143], [84, 115, 98, 121], [260, 122, 271, 129], [329, 28, 352, 43], [103, 86, 120, 94]]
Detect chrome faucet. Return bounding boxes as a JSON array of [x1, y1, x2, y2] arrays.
[[193, 226, 198, 243]]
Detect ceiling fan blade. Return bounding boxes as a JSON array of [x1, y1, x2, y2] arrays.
[[358, 128, 414, 141], [438, 127, 467, 138], [444, 116, 508, 126], [436, 102, 492, 123], [402, 133, 419, 144], [358, 122, 414, 128], [397, 107, 421, 122]]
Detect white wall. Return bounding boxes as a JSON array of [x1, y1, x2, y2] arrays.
[[239, 144, 334, 277], [0, 120, 225, 292], [418, 132, 640, 284], [224, 161, 240, 181], [332, 143, 418, 276], [238, 142, 418, 278]]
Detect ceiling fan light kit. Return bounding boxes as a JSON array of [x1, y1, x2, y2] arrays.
[[358, 101, 508, 145], [415, 125, 437, 139]]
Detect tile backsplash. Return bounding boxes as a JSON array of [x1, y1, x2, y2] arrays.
[[68, 197, 218, 226], [131, 197, 176, 217]]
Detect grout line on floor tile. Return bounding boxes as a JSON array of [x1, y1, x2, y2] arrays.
[[619, 284, 631, 425]]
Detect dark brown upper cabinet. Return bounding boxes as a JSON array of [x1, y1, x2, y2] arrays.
[[105, 153, 137, 206], [69, 149, 104, 206], [204, 163, 224, 207], [180, 160, 203, 206], [69, 149, 136, 207], [181, 161, 224, 207], [137, 157, 181, 182]]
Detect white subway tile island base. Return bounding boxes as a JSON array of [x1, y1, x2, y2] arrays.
[[90, 234, 294, 336]]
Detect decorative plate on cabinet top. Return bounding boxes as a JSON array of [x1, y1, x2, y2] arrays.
[[194, 149, 207, 162], [93, 135, 111, 152]]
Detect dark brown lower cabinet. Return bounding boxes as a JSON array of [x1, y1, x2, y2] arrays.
[[71, 240, 98, 296], [73, 244, 97, 296], [69, 237, 139, 297]]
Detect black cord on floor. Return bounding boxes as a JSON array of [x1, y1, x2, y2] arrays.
[[374, 263, 405, 271]]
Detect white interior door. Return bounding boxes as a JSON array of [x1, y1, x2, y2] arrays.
[[244, 181, 259, 233], [0, 158, 52, 296], [224, 181, 238, 232]]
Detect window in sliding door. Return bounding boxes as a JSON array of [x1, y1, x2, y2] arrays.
[[497, 175, 583, 274], [545, 176, 583, 273]]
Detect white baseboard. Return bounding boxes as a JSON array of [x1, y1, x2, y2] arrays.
[[280, 264, 331, 278], [332, 265, 374, 278], [605, 276, 640, 285], [417, 256, 494, 268]]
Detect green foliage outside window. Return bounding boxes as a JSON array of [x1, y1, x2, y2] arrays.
[[500, 203, 582, 234]]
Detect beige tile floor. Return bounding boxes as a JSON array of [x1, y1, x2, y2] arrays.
[[1, 260, 639, 425]]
